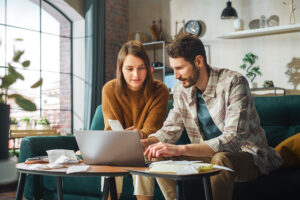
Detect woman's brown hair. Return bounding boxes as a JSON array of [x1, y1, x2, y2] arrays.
[[116, 40, 153, 98]]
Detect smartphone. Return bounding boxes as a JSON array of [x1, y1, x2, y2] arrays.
[[108, 119, 124, 131]]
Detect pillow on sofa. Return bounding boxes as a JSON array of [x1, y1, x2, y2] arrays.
[[275, 133, 300, 169]]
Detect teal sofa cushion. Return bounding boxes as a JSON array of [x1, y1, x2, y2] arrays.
[[254, 96, 300, 147]]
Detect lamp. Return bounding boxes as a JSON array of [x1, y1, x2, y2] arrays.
[[221, 0, 238, 19]]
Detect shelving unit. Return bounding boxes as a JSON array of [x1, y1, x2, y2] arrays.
[[216, 23, 300, 39], [143, 41, 166, 82]]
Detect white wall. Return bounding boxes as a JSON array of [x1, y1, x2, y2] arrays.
[[129, 0, 300, 93]]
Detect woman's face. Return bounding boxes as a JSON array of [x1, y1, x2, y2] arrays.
[[122, 54, 147, 91]]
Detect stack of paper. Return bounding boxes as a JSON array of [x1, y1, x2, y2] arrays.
[[148, 160, 233, 175]]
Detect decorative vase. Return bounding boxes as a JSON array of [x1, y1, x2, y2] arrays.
[[0, 104, 10, 160], [233, 18, 244, 31]]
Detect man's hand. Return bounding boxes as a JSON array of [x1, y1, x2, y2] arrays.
[[144, 142, 185, 161], [141, 137, 159, 151]]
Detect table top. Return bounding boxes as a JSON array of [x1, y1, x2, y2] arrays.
[[126, 167, 221, 181], [16, 163, 130, 177]]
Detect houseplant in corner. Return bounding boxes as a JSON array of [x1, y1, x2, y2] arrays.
[[240, 52, 262, 88], [0, 39, 43, 160]]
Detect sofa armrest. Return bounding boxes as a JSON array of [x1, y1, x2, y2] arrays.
[[19, 136, 78, 163]]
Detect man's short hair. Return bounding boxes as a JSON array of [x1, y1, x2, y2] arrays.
[[167, 33, 208, 66]]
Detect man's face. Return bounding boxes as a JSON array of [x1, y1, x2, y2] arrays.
[[169, 57, 200, 88]]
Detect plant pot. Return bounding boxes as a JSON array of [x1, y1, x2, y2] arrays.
[[0, 104, 10, 160], [10, 124, 18, 130], [36, 124, 50, 130]]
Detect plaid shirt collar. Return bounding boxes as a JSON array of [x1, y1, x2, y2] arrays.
[[187, 66, 219, 100]]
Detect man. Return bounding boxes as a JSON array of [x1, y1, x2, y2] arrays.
[[141, 34, 283, 200]]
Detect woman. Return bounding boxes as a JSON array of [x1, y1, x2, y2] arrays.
[[102, 40, 169, 200]]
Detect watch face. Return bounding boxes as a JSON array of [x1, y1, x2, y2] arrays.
[[185, 20, 202, 36]]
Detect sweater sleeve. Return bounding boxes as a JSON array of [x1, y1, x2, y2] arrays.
[[102, 81, 119, 130], [139, 83, 169, 138]]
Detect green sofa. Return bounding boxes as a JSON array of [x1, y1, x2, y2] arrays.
[[19, 95, 300, 200]]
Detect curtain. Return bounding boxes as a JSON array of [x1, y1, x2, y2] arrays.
[[84, 0, 105, 129]]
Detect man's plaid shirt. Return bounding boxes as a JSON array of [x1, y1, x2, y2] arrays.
[[150, 67, 283, 174]]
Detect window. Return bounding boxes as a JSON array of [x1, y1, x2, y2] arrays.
[[0, 0, 73, 137]]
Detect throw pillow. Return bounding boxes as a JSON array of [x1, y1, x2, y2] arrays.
[[275, 133, 300, 169]]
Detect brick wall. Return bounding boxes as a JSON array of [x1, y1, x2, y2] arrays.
[[105, 0, 129, 82], [59, 23, 71, 135]]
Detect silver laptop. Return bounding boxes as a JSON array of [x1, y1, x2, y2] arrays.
[[74, 130, 147, 167]]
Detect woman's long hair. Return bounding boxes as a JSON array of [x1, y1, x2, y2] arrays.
[[116, 40, 153, 98]]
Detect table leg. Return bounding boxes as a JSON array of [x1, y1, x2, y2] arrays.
[[176, 180, 184, 200], [16, 172, 26, 200], [102, 177, 109, 200], [102, 177, 117, 200], [108, 177, 117, 200], [203, 176, 213, 200], [57, 176, 63, 200]]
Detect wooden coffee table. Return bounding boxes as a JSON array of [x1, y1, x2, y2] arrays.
[[127, 167, 220, 200], [15, 163, 130, 200]]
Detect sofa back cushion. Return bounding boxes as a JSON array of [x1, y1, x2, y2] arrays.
[[254, 95, 300, 147]]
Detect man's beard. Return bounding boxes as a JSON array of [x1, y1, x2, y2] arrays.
[[178, 64, 200, 88]]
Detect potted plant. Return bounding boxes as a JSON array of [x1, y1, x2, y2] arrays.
[[20, 117, 31, 130], [36, 117, 50, 130], [240, 52, 262, 88], [10, 117, 18, 130], [0, 38, 43, 160]]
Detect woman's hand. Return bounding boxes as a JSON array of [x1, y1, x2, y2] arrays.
[[126, 126, 145, 138]]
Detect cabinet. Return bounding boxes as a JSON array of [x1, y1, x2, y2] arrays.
[[143, 41, 178, 92], [143, 41, 166, 82]]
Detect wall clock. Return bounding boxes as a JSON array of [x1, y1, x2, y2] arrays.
[[184, 20, 202, 36]]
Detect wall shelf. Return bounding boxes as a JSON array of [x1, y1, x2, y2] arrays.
[[216, 23, 300, 39]]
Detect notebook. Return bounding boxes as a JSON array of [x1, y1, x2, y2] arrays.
[[74, 130, 147, 166]]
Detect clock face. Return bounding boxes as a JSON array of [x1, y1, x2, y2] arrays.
[[184, 20, 202, 36]]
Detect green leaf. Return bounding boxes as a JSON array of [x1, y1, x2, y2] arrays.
[[240, 64, 246, 69], [1, 74, 17, 88], [22, 60, 30, 67], [8, 64, 24, 80], [31, 78, 43, 88], [9, 94, 36, 111], [13, 50, 24, 62], [15, 38, 23, 41]]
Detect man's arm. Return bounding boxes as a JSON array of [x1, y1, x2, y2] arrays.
[[144, 141, 215, 161]]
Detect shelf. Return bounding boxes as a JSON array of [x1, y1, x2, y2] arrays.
[[143, 41, 165, 49], [216, 23, 300, 39]]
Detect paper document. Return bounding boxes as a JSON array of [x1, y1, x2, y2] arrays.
[[108, 119, 124, 131], [148, 160, 234, 175]]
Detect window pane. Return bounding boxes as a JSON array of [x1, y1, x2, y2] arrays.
[[6, 27, 40, 70], [7, 0, 40, 31], [42, 71, 71, 110], [41, 1, 71, 37], [44, 110, 71, 135], [0, 0, 5, 24], [41, 33, 59, 72], [41, 34, 71, 73], [0, 66, 5, 76], [0, 25, 5, 66], [8, 69, 41, 110]]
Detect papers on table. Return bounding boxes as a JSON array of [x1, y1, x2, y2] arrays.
[[148, 160, 233, 175]]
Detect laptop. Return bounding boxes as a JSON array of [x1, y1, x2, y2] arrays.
[[74, 130, 147, 167]]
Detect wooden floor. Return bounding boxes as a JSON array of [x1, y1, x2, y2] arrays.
[[0, 181, 24, 200]]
